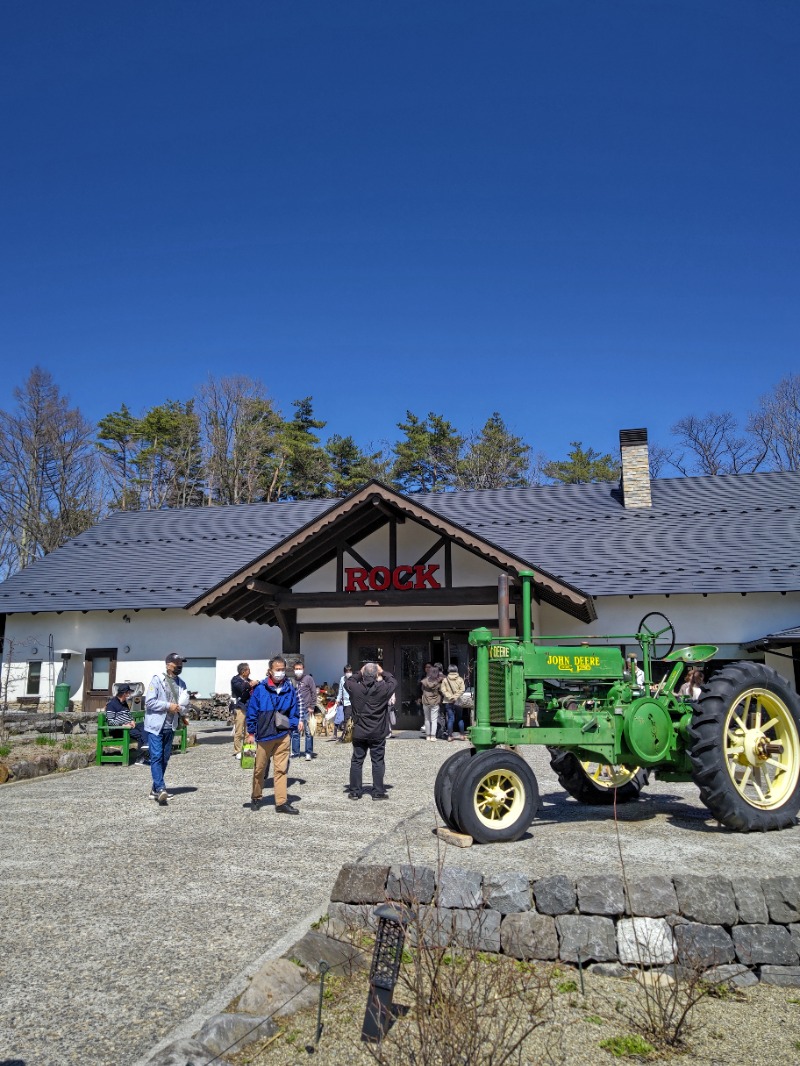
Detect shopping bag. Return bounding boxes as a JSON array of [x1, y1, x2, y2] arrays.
[[240, 740, 256, 770]]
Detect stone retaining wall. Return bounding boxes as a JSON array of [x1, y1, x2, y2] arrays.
[[328, 864, 800, 986]]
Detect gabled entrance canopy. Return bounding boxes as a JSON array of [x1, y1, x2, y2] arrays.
[[187, 482, 595, 642]]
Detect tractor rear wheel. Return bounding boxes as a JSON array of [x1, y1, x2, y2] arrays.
[[433, 749, 473, 831], [452, 749, 539, 844], [688, 662, 800, 831], [548, 749, 649, 805]]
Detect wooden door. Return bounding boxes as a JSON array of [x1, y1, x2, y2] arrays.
[[82, 648, 117, 713]]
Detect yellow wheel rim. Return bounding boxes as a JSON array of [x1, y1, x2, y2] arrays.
[[580, 761, 640, 790], [472, 769, 526, 830], [724, 687, 800, 810]]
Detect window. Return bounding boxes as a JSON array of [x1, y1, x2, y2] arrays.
[[181, 658, 217, 698], [27, 661, 42, 696]]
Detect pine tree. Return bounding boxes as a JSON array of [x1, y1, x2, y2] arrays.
[[276, 397, 331, 500], [542, 441, 619, 484], [392, 411, 463, 493], [458, 412, 530, 490], [326, 435, 388, 496]]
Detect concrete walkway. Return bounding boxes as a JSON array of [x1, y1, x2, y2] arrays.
[[1, 723, 798, 1066]]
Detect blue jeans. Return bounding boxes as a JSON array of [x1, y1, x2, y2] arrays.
[[291, 725, 313, 757], [145, 728, 174, 792], [444, 704, 463, 737]]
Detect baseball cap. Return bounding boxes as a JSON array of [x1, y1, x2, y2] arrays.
[[117, 683, 134, 695], [165, 652, 188, 665]]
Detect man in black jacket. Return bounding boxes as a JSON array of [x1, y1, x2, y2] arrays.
[[345, 662, 397, 801], [230, 662, 255, 761]]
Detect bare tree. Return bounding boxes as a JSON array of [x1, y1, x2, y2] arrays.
[[748, 372, 800, 472], [198, 375, 284, 505], [668, 412, 767, 476], [0, 368, 102, 576]]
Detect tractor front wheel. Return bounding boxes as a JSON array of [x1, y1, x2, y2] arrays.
[[549, 749, 649, 805], [452, 749, 539, 844], [688, 662, 800, 831]]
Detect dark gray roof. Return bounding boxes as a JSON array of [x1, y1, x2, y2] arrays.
[[0, 470, 798, 614], [743, 624, 800, 650]]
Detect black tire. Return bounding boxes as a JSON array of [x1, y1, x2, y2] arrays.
[[434, 749, 473, 831], [548, 748, 650, 805], [453, 749, 539, 844], [687, 661, 800, 831]]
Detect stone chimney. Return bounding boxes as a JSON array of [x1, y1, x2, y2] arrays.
[[619, 428, 652, 508]]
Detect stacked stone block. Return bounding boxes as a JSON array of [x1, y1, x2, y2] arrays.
[[328, 865, 800, 985]]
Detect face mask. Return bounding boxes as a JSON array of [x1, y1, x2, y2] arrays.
[[172, 664, 183, 675], [272, 670, 285, 682], [294, 669, 303, 678], [345, 672, 352, 678]]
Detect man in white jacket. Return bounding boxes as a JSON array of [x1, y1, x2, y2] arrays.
[[144, 652, 190, 806]]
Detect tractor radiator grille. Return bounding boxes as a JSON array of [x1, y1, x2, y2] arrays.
[[488, 663, 509, 725]]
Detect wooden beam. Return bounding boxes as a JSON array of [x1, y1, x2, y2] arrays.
[[343, 541, 372, 571], [389, 519, 397, 572], [299, 619, 498, 634], [414, 536, 446, 568], [273, 606, 299, 652], [246, 578, 288, 595], [371, 498, 404, 522], [280, 585, 500, 609], [445, 540, 452, 587]]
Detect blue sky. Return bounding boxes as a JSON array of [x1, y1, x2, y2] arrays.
[[1, 0, 798, 462]]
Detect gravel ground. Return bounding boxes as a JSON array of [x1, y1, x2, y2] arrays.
[[2, 725, 799, 1066]]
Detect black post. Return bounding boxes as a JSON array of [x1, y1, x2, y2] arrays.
[[361, 903, 411, 1043]]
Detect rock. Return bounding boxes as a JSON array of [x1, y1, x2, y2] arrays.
[[9, 756, 58, 779], [617, 918, 676, 966], [330, 863, 390, 904], [408, 906, 453, 949], [238, 958, 318, 1017], [587, 962, 629, 979], [452, 908, 501, 952], [732, 877, 769, 925], [732, 925, 799, 967], [0, 764, 9, 784], [483, 872, 531, 914], [634, 969, 674, 989], [146, 1037, 212, 1065], [704, 963, 758, 989], [556, 915, 617, 963], [673, 875, 737, 926], [533, 875, 576, 915], [327, 901, 376, 934], [500, 912, 558, 960], [762, 876, 800, 924], [576, 875, 625, 916], [759, 965, 800, 987], [438, 868, 483, 909], [674, 923, 735, 969], [198, 1013, 275, 1056], [435, 827, 473, 848], [386, 864, 436, 905], [625, 875, 678, 917], [57, 751, 92, 770], [286, 930, 368, 976], [790, 924, 800, 957]]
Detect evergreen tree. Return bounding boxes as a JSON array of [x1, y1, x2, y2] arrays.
[[96, 403, 143, 510], [275, 397, 331, 500], [458, 412, 530, 490], [325, 435, 388, 496], [135, 400, 205, 509], [542, 441, 619, 484], [392, 411, 463, 493]]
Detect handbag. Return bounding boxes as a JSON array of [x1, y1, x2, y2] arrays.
[[333, 704, 345, 727], [275, 711, 292, 731], [456, 690, 474, 709]]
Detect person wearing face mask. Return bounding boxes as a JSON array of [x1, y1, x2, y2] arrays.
[[245, 656, 301, 814], [290, 659, 317, 762], [331, 664, 353, 742], [144, 652, 191, 806]]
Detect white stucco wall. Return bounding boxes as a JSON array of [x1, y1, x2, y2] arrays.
[[2, 609, 282, 703], [298, 631, 349, 689]]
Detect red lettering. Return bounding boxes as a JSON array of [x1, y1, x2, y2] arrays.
[[392, 565, 415, 591], [345, 567, 369, 592], [370, 566, 391, 591], [414, 564, 441, 590]]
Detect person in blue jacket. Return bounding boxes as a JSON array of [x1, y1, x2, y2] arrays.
[[246, 656, 300, 814]]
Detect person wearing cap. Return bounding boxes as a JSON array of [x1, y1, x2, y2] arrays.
[[144, 653, 191, 806], [440, 663, 466, 741], [104, 684, 149, 765]]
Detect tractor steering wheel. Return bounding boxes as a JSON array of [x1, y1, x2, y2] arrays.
[[637, 612, 676, 660]]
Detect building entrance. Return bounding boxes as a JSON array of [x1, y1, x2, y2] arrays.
[[347, 630, 473, 730]]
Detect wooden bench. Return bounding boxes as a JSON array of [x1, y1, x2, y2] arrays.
[[95, 712, 188, 766], [17, 696, 41, 709]]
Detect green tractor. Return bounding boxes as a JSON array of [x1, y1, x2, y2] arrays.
[[435, 571, 800, 844]]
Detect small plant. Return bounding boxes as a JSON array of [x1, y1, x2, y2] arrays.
[[557, 979, 578, 994], [35, 736, 57, 747], [0, 744, 10, 757], [599, 1034, 656, 1058], [310, 914, 328, 930], [585, 1014, 604, 1025], [62, 739, 73, 750]]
